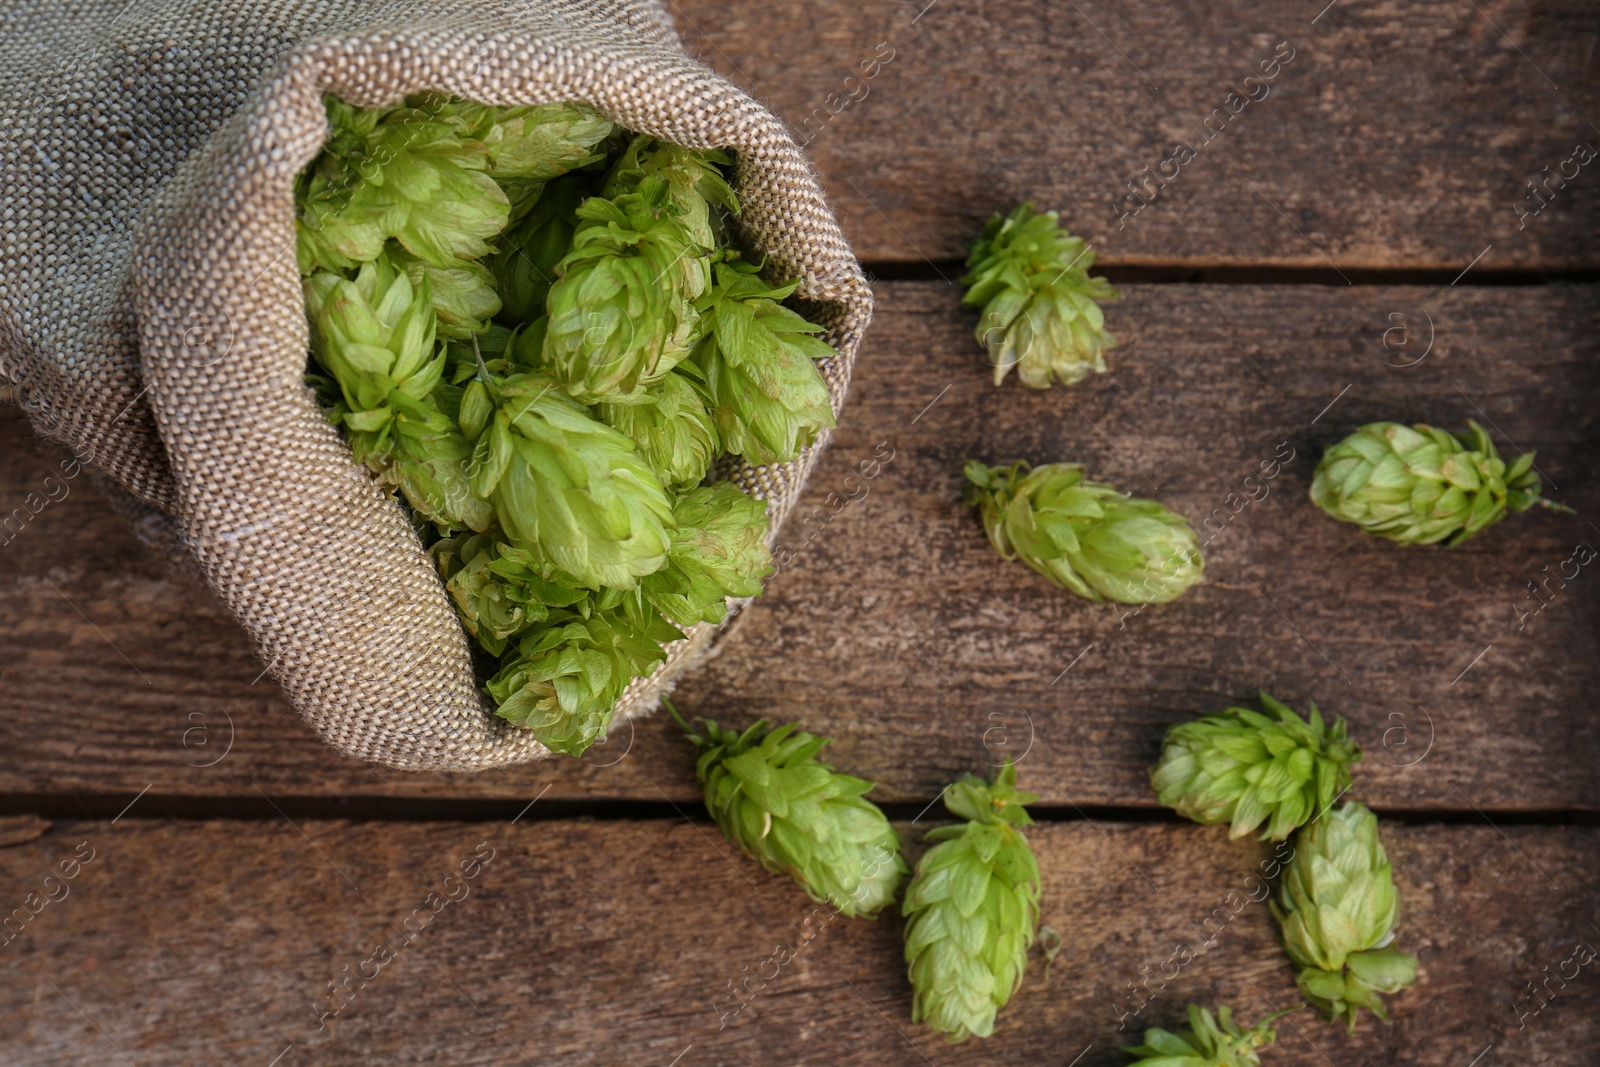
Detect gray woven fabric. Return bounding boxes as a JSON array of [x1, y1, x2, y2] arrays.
[[0, 0, 872, 770]]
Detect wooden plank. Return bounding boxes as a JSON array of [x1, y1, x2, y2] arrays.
[[0, 816, 1593, 1065], [671, 0, 1600, 270], [2, 282, 1596, 808]]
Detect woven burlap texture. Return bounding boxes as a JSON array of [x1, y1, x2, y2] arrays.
[[0, 0, 872, 770]]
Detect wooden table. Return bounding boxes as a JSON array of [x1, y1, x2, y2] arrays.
[[3, 2, 1598, 1063]]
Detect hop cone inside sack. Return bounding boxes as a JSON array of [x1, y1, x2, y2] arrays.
[[964, 460, 1203, 604], [674, 708, 907, 918], [1311, 420, 1562, 545], [961, 202, 1121, 388], [1272, 802, 1418, 1032], [1123, 1004, 1285, 1067], [903, 760, 1041, 1043], [1151, 693, 1361, 842]]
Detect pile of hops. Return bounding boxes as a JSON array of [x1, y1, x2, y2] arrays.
[[295, 94, 838, 756]]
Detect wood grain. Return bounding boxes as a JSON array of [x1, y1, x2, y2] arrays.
[[2, 283, 1596, 808], [670, 0, 1600, 270], [0, 816, 1592, 1066]]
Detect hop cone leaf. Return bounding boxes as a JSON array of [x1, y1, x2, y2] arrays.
[[1124, 1004, 1287, 1067], [597, 370, 720, 490], [964, 460, 1202, 604], [1272, 802, 1418, 1032], [903, 760, 1041, 1043], [303, 255, 492, 532], [543, 177, 704, 400], [642, 482, 773, 626], [432, 532, 588, 656], [961, 202, 1122, 388], [673, 707, 907, 917], [296, 95, 510, 274], [1151, 693, 1362, 841], [464, 371, 675, 589], [603, 135, 739, 252], [691, 257, 837, 465], [390, 245, 502, 340], [486, 588, 682, 756], [1311, 420, 1562, 545]]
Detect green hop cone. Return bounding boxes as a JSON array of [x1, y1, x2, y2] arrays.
[[961, 202, 1122, 388], [603, 135, 739, 251], [963, 460, 1202, 604], [1124, 1004, 1292, 1067], [1272, 802, 1418, 1032], [1311, 420, 1565, 545], [597, 371, 720, 490], [670, 705, 907, 917], [432, 532, 589, 656], [304, 255, 492, 532], [642, 482, 773, 626], [1151, 693, 1362, 841], [486, 588, 682, 756], [903, 760, 1042, 1043], [390, 245, 502, 340], [543, 177, 704, 400], [491, 171, 593, 324], [296, 95, 510, 274], [691, 257, 837, 465], [463, 371, 675, 589]]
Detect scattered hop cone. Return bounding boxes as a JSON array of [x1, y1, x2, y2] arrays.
[[963, 460, 1202, 604], [390, 246, 502, 340], [961, 202, 1122, 388], [1124, 1004, 1288, 1067], [1272, 802, 1418, 1032], [543, 177, 704, 400], [1151, 693, 1361, 841], [463, 371, 675, 590], [672, 706, 907, 917], [642, 482, 773, 626], [1311, 420, 1563, 545], [692, 257, 837, 465], [597, 371, 720, 490], [903, 760, 1041, 1043], [486, 588, 682, 756]]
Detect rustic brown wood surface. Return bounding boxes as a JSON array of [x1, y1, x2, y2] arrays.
[[671, 0, 1600, 270], [0, 816, 1592, 1066], [2, 283, 1596, 810]]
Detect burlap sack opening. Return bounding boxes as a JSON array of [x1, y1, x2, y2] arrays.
[[0, 0, 872, 771]]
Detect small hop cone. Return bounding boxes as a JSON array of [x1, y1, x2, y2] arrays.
[[463, 371, 676, 590], [1272, 802, 1418, 1032], [597, 371, 721, 490], [961, 202, 1122, 388], [691, 257, 837, 465], [486, 589, 682, 756], [672, 707, 907, 917], [1311, 420, 1563, 545], [432, 532, 588, 656], [1124, 1004, 1288, 1067], [543, 177, 704, 400], [642, 483, 774, 627], [1151, 693, 1362, 841], [491, 171, 592, 323], [903, 760, 1042, 1043], [603, 135, 740, 252], [304, 255, 492, 533], [296, 95, 511, 274], [964, 460, 1202, 604], [390, 245, 502, 340]]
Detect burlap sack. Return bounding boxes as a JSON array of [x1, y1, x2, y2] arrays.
[[0, 0, 872, 770]]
